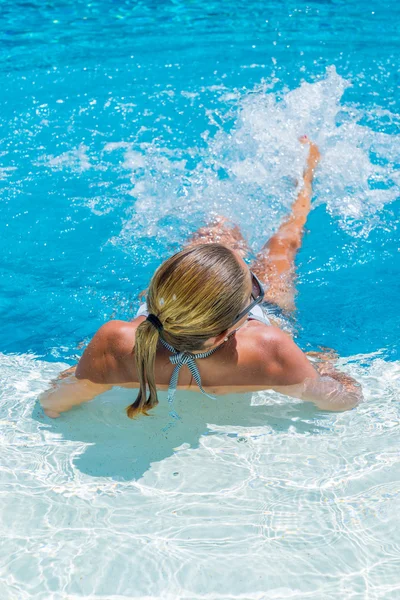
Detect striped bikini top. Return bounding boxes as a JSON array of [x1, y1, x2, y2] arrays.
[[158, 337, 219, 406], [136, 303, 271, 406]]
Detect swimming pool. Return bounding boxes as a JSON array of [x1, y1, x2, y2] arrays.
[[1, 0, 399, 597]]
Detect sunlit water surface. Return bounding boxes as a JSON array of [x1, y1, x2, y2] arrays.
[[1, 0, 400, 598]]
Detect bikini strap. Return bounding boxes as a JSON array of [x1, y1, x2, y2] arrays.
[[159, 338, 219, 405]]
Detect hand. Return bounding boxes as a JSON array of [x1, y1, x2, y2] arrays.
[[317, 365, 361, 393]]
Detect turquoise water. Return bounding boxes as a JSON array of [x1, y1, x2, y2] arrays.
[[1, 1, 400, 598]]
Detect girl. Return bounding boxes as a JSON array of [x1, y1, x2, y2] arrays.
[[40, 138, 362, 418]]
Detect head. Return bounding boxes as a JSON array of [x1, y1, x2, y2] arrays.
[[127, 243, 253, 418]]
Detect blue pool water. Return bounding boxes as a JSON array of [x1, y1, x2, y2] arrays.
[[1, 1, 400, 598]]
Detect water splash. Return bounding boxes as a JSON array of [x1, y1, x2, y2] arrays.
[[108, 67, 399, 263]]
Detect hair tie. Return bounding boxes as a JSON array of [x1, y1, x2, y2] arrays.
[[146, 313, 163, 333]]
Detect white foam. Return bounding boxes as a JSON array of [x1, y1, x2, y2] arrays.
[[39, 143, 93, 172], [109, 67, 399, 262]]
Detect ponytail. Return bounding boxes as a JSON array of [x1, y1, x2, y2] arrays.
[[126, 319, 160, 418], [126, 243, 250, 419]]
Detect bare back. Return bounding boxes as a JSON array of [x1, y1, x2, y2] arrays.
[[75, 316, 317, 393], [40, 307, 362, 418]]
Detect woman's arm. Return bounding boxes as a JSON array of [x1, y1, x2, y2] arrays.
[[264, 328, 363, 411], [39, 322, 124, 417], [39, 371, 112, 418]]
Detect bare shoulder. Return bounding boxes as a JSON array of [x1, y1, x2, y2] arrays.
[[240, 323, 316, 387], [75, 318, 142, 382], [243, 323, 292, 357], [95, 319, 139, 355], [243, 324, 292, 365]]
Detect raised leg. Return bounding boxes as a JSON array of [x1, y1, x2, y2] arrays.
[[251, 137, 321, 312]]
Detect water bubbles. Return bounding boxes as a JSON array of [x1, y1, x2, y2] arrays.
[[112, 66, 399, 260]]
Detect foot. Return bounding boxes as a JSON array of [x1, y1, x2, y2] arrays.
[[299, 135, 321, 184]]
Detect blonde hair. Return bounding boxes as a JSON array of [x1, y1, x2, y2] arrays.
[[127, 243, 249, 418]]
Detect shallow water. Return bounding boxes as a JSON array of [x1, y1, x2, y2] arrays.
[[1, 0, 400, 598], [1, 353, 400, 598]]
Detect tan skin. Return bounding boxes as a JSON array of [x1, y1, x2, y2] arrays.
[[40, 138, 362, 418]]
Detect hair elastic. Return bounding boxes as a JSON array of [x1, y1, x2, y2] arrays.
[[146, 313, 163, 332]]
